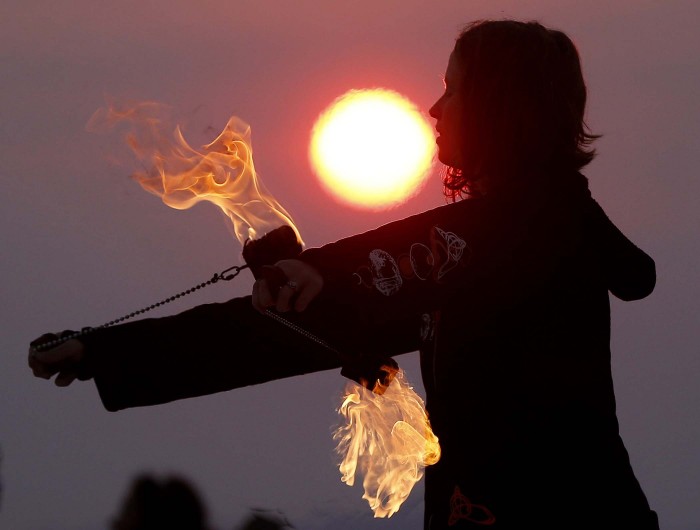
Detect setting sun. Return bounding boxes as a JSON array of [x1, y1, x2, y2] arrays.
[[309, 89, 435, 210]]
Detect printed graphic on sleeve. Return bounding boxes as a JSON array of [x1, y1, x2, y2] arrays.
[[353, 226, 470, 296], [368, 249, 403, 296], [420, 312, 436, 342]]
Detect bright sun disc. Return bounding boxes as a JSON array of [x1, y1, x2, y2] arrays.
[[309, 88, 435, 210]]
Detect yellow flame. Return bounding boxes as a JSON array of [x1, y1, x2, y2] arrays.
[[334, 369, 441, 518], [87, 100, 301, 245]]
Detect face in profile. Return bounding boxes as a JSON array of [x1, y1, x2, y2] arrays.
[[429, 52, 467, 169]]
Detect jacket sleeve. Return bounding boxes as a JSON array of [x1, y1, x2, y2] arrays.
[[81, 292, 422, 411], [83, 195, 497, 412], [299, 191, 581, 330], [81, 296, 345, 411], [585, 200, 656, 301]]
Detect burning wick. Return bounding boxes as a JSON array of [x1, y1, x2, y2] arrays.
[[334, 368, 441, 518]]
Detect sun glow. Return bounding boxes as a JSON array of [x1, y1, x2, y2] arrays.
[[309, 89, 435, 210]]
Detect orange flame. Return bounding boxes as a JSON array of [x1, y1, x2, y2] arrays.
[[86, 100, 301, 246], [334, 368, 441, 518]]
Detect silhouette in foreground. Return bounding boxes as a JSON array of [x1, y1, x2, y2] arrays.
[[234, 509, 294, 530], [111, 474, 210, 530]]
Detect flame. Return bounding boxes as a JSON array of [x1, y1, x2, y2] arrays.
[[334, 368, 441, 518], [86, 100, 301, 245]]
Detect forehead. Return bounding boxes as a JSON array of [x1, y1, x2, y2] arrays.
[[445, 52, 462, 82]]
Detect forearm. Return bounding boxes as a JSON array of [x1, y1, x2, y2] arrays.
[[81, 296, 343, 411], [80, 291, 422, 411]]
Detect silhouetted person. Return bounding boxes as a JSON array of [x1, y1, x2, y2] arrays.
[[111, 474, 210, 530], [30, 20, 659, 529]]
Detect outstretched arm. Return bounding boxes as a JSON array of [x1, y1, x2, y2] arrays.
[[29, 290, 421, 411], [29, 296, 345, 411]]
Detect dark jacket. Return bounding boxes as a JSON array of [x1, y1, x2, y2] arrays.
[[80, 173, 658, 529]]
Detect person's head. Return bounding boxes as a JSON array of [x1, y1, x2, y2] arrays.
[[429, 20, 598, 199], [111, 474, 209, 530]]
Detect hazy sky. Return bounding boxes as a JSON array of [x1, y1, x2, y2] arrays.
[[2, 1, 699, 529]]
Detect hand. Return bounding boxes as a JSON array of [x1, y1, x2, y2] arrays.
[[28, 335, 85, 387], [252, 259, 323, 313]]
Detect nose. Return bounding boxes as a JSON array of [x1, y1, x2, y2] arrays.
[[429, 96, 442, 121]]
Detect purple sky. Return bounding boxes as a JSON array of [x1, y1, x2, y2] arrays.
[[2, 1, 699, 528]]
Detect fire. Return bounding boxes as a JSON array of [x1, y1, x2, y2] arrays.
[[334, 368, 441, 518], [86, 100, 301, 246]]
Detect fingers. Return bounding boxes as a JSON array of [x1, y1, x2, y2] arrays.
[[274, 259, 324, 312], [28, 347, 59, 379], [252, 264, 290, 312], [251, 259, 324, 314], [275, 281, 297, 313], [260, 265, 287, 293], [252, 277, 297, 313], [293, 280, 322, 312], [30, 332, 60, 350], [28, 338, 84, 382], [252, 278, 274, 312], [54, 370, 78, 387]]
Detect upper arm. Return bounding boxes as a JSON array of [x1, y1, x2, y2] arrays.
[[587, 200, 656, 301]]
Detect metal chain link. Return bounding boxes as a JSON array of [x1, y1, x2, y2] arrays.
[[263, 308, 346, 360], [31, 264, 249, 352]]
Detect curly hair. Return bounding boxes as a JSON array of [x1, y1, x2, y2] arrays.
[[443, 20, 599, 200]]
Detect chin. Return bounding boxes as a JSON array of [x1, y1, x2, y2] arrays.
[[435, 142, 456, 167], [436, 151, 457, 167]]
